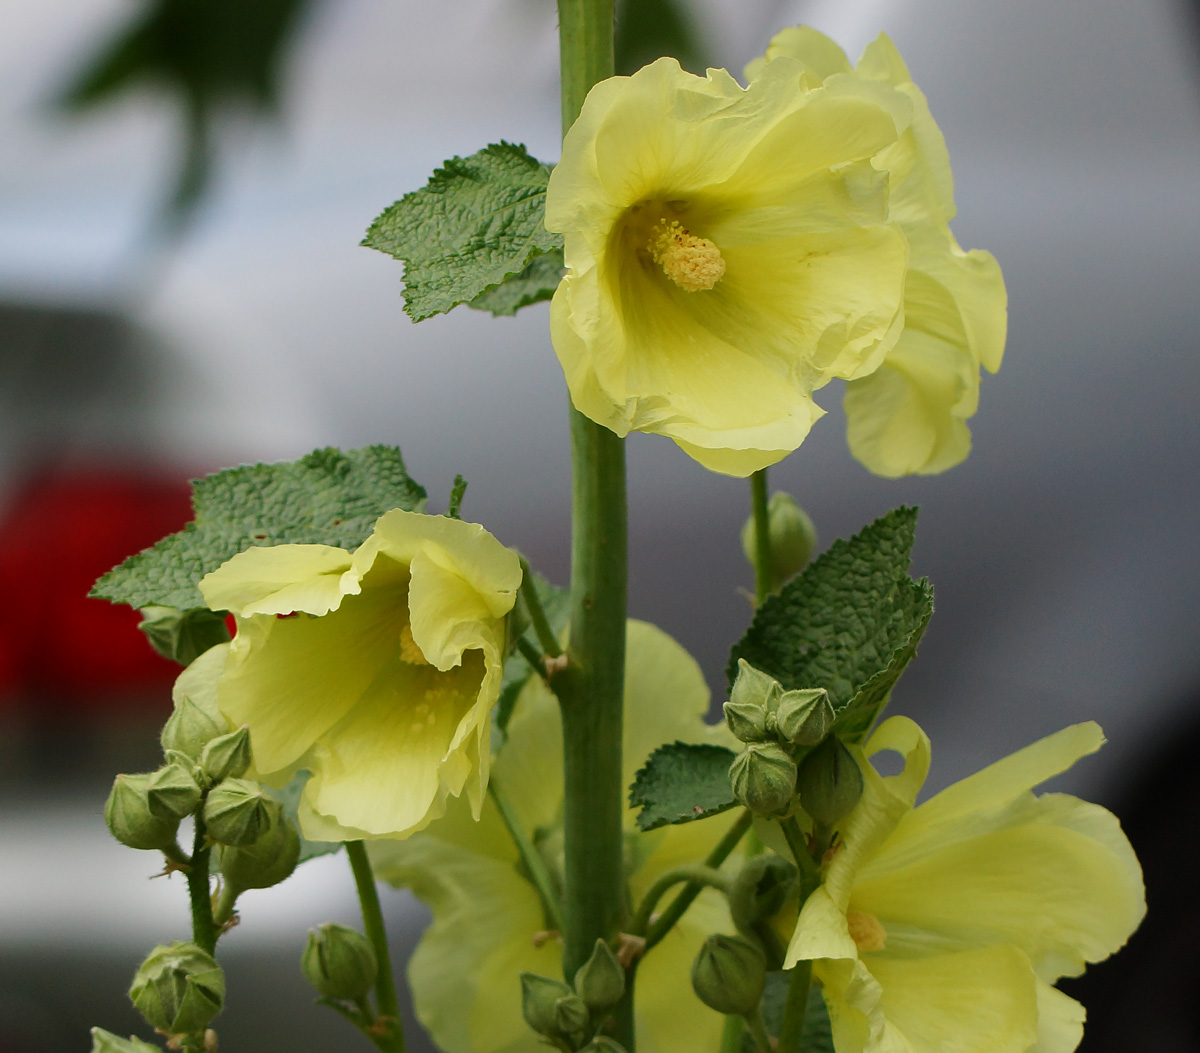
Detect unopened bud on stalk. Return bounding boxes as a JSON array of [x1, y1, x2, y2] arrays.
[[729, 854, 797, 933], [217, 808, 300, 892], [199, 726, 252, 784], [139, 606, 230, 668], [573, 939, 625, 1012], [728, 659, 782, 715], [795, 736, 864, 825], [161, 696, 226, 762], [691, 934, 766, 1016], [730, 743, 797, 817], [520, 973, 575, 1040], [741, 492, 817, 590], [554, 993, 591, 1039], [145, 761, 203, 821], [203, 778, 275, 846], [128, 942, 224, 1036], [301, 924, 378, 1001], [723, 700, 770, 743], [776, 688, 834, 747], [105, 773, 180, 851]]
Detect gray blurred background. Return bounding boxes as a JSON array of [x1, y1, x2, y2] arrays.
[[2, 0, 1198, 1049]]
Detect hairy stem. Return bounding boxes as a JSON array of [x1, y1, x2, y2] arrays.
[[186, 815, 217, 955], [347, 841, 407, 1053]]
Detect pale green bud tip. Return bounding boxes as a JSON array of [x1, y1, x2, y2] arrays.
[[128, 941, 224, 1036], [741, 492, 817, 588], [301, 924, 378, 1001], [105, 773, 180, 851], [203, 778, 276, 846], [691, 934, 766, 1016], [729, 743, 797, 816], [90, 1027, 160, 1053], [199, 725, 252, 783], [729, 659, 782, 714], [146, 762, 203, 821], [723, 700, 770, 743], [573, 938, 625, 1012], [776, 687, 834, 747], [520, 973, 575, 1039], [554, 994, 591, 1038], [161, 695, 226, 762], [796, 735, 864, 825], [218, 810, 300, 893]]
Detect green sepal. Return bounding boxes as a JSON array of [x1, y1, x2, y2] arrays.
[[363, 142, 562, 322], [92, 445, 426, 611], [628, 741, 739, 832], [89, 1027, 160, 1053]]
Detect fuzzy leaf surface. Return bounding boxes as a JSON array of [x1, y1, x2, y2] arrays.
[[469, 249, 564, 317], [629, 741, 739, 831], [92, 445, 426, 611], [363, 142, 561, 321]]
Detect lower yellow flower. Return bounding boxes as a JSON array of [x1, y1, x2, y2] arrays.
[[371, 620, 740, 1053], [787, 717, 1144, 1053], [751, 28, 1007, 476], [194, 509, 521, 841]]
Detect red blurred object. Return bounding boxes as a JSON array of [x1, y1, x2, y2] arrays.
[[0, 467, 195, 712]]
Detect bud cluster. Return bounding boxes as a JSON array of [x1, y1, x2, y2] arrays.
[[520, 939, 627, 1052], [128, 942, 225, 1038]]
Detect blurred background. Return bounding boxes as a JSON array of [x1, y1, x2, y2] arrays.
[[2, 0, 1197, 1049]]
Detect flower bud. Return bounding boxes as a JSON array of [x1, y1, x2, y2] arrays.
[[520, 973, 575, 1041], [723, 700, 770, 744], [795, 736, 864, 826], [729, 659, 782, 715], [217, 809, 300, 892], [573, 938, 625, 1012], [729, 854, 797, 933], [145, 761, 203, 822], [730, 743, 797, 817], [128, 942, 224, 1036], [161, 696, 226, 763], [555, 993, 591, 1038], [775, 688, 834, 747], [90, 1027, 161, 1053], [203, 778, 275, 846], [139, 606, 231, 668], [198, 726, 252, 784], [105, 773, 180, 851], [741, 492, 817, 591], [691, 934, 765, 1016], [301, 924, 378, 1001]]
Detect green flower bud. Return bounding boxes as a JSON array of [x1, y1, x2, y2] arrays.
[[301, 924, 378, 1001], [795, 736, 864, 826], [729, 853, 797, 933], [139, 606, 230, 668], [775, 688, 834, 747], [199, 726, 252, 784], [555, 993, 591, 1039], [741, 492, 817, 591], [203, 778, 275, 846], [520, 973, 575, 1040], [217, 809, 300, 892], [729, 659, 782, 715], [161, 695, 226, 763], [573, 938, 625, 1012], [128, 941, 224, 1036], [105, 773, 180, 851], [89, 1027, 161, 1053], [729, 743, 797, 817], [145, 761, 203, 821], [691, 934, 766, 1016], [723, 700, 770, 743]]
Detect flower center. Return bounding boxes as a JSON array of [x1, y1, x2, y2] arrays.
[[846, 910, 887, 953], [649, 219, 725, 292], [399, 624, 430, 666]]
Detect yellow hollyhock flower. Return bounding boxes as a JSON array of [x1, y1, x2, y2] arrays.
[[545, 55, 913, 476], [750, 28, 1007, 477], [195, 509, 521, 841], [371, 620, 741, 1053], [786, 716, 1144, 1053]]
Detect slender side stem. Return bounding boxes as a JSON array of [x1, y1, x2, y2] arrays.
[[744, 1009, 774, 1053], [186, 815, 217, 954], [719, 1014, 745, 1053], [750, 469, 772, 605], [643, 809, 752, 953], [775, 961, 813, 1053], [518, 558, 563, 659], [628, 865, 731, 937], [516, 636, 550, 679], [489, 780, 565, 932], [213, 883, 238, 928], [347, 841, 407, 1053]]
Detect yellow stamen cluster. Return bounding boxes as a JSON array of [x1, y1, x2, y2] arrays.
[[846, 909, 887, 953], [649, 220, 726, 292], [399, 624, 431, 666]]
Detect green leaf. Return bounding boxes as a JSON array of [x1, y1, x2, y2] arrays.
[[629, 741, 739, 832], [468, 249, 564, 317], [363, 142, 562, 322], [264, 771, 342, 864], [728, 507, 933, 743], [90, 1027, 160, 1053], [92, 445, 426, 611], [743, 975, 832, 1053], [495, 572, 569, 736]]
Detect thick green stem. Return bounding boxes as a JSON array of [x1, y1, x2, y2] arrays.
[[750, 469, 772, 605], [629, 865, 731, 937], [489, 780, 565, 933], [775, 960, 813, 1053], [186, 815, 217, 955], [347, 841, 407, 1053]]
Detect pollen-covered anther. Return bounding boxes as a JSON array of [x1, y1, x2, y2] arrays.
[[399, 624, 430, 666], [650, 220, 726, 292], [846, 909, 887, 953]]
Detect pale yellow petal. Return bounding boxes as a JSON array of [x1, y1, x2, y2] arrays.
[[1029, 979, 1085, 1053], [199, 544, 357, 617], [752, 26, 853, 84]]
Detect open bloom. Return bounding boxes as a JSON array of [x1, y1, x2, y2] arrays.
[[787, 716, 1144, 1053], [750, 29, 1007, 476], [546, 55, 913, 476], [194, 509, 521, 841], [371, 620, 741, 1053]]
